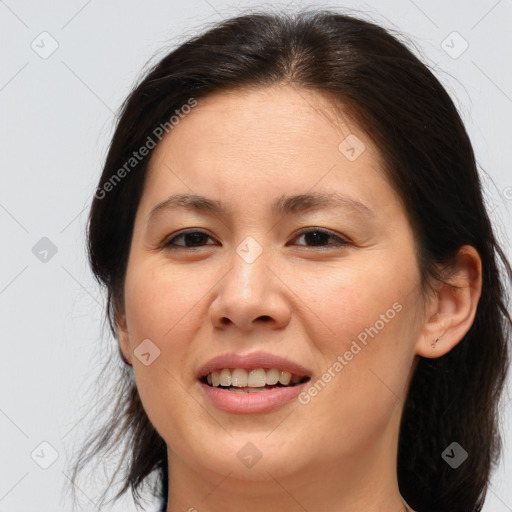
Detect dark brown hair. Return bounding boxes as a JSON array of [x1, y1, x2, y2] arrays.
[[68, 7, 512, 512]]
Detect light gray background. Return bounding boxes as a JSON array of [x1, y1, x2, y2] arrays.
[[1, 0, 511, 511]]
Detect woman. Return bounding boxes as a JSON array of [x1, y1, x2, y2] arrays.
[[69, 8, 512, 512]]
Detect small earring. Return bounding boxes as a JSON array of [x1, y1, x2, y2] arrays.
[[431, 336, 440, 348]]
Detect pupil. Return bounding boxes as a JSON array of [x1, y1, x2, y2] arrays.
[[186, 232, 206, 246], [306, 231, 328, 246]]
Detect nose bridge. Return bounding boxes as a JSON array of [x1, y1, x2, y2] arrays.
[[227, 235, 269, 302], [210, 234, 290, 330]]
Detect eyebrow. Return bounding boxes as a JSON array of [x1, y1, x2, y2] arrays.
[[146, 191, 374, 224]]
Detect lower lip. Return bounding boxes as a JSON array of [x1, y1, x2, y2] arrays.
[[198, 380, 307, 414]]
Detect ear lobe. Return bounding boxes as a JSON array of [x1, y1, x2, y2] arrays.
[[416, 245, 482, 359], [114, 311, 132, 366]]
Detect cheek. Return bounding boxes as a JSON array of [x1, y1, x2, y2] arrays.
[[291, 256, 419, 437], [122, 263, 205, 405], [123, 261, 209, 343], [293, 252, 418, 350], [122, 263, 211, 439]]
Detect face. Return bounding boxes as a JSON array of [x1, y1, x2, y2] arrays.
[[117, 85, 427, 491]]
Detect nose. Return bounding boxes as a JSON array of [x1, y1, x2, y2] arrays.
[[209, 243, 291, 331]]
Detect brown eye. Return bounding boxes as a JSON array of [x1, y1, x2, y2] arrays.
[[291, 228, 350, 248], [163, 230, 217, 249]]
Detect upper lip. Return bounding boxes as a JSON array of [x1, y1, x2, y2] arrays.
[[196, 351, 312, 380]]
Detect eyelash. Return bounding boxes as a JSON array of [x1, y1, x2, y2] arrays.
[[162, 228, 350, 251]]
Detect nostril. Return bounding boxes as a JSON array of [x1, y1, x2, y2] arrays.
[[258, 315, 271, 322]]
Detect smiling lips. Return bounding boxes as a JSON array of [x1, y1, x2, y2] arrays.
[[197, 351, 311, 391], [196, 350, 312, 381], [196, 351, 312, 412]]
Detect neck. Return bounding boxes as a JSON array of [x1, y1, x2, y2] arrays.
[[165, 461, 411, 512]]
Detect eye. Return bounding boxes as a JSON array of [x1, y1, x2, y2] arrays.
[[161, 227, 350, 251], [289, 228, 350, 249], [162, 229, 217, 250]]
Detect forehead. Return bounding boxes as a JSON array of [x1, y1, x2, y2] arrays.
[[148, 86, 382, 174], [170, 86, 359, 146], [138, 85, 394, 219]]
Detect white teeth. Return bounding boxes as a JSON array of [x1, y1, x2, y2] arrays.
[[231, 368, 248, 387], [278, 371, 291, 385], [247, 369, 266, 387], [205, 368, 305, 388], [219, 369, 231, 387], [266, 368, 280, 385]]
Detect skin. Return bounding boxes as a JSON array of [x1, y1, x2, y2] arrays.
[[116, 85, 482, 512]]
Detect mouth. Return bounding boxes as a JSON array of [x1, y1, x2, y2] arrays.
[[199, 368, 311, 393]]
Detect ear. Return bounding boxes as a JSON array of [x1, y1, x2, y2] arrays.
[[115, 309, 132, 366], [416, 245, 482, 358]]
